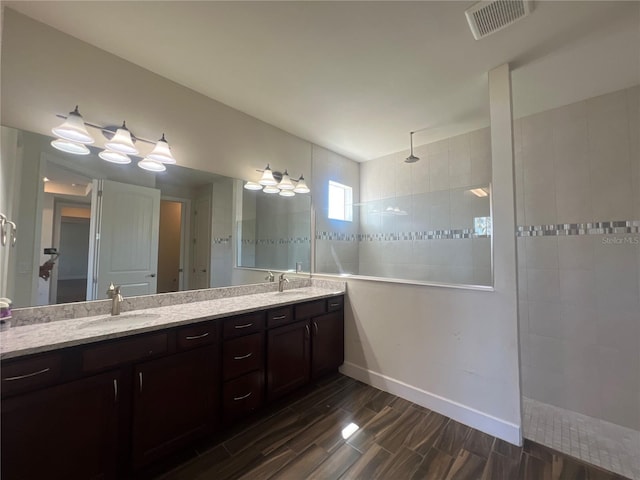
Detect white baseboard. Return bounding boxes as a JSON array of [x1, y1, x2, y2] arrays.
[[339, 361, 522, 446]]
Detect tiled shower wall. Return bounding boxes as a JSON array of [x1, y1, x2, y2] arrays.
[[357, 128, 492, 284], [516, 86, 640, 430]]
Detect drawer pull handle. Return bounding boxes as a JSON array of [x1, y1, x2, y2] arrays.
[[185, 332, 210, 340], [233, 392, 252, 401], [313, 321, 318, 335], [305, 324, 310, 339], [233, 352, 253, 360], [272, 315, 287, 320], [329, 303, 340, 307], [139, 372, 143, 393], [114, 379, 118, 403], [234, 323, 253, 329], [3, 367, 51, 381]]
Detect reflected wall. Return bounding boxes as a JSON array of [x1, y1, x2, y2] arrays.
[[313, 127, 493, 287]]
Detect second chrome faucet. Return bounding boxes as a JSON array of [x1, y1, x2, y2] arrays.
[[278, 273, 289, 292]]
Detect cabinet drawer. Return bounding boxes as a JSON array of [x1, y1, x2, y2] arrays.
[[327, 296, 344, 312], [267, 306, 293, 328], [1, 352, 62, 398], [223, 333, 263, 381], [222, 370, 263, 423], [177, 321, 218, 350], [294, 300, 325, 320], [82, 333, 168, 373], [223, 312, 264, 339]]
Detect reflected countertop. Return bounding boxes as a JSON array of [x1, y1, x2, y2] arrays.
[[0, 286, 345, 360]]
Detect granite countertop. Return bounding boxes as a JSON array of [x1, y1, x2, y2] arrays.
[[0, 286, 345, 360]]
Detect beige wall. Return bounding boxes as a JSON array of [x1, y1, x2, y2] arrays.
[[158, 201, 182, 293], [1, 12, 522, 442], [0, 10, 311, 183]]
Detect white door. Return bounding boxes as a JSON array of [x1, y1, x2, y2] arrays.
[[192, 188, 212, 290], [87, 180, 160, 300]]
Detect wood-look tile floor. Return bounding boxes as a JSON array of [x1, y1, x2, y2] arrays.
[[156, 375, 630, 480]]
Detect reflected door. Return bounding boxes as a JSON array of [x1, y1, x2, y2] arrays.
[[87, 179, 160, 300], [192, 188, 212, 290]]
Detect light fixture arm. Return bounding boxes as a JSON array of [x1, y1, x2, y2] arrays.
[[55, 113, 160, 147]]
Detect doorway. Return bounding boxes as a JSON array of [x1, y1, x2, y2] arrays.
[[157, 198, 190, 293], [52, 204, 91, 304]]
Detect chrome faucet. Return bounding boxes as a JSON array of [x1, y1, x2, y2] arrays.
[[265, 271, 275, 282], [106, 282, 124, 316], [278, 273, 289, 292]]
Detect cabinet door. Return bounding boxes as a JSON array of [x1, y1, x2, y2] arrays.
[[1, 371, 120, 480], [132, 345, 219, 468], [311, 311, 345, 379], [266, 320, 310, 401]]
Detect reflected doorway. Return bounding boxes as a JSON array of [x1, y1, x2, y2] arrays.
[[157, 198, 189, 293]]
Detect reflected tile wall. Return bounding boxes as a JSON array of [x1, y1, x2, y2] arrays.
[[517, 85, 640, 431]]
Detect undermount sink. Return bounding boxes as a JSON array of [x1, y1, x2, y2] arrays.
[[78, 313, 161, 329]]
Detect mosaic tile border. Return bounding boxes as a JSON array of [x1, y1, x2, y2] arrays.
[[213, 235, 232, 244], [240, 237, 311, 246], [517, 220, 640, 237], [316, 231, 491, 241]]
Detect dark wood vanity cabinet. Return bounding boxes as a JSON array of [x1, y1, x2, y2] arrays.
[[0, 293, 344, 478], [1, 370, 120, 480], [266, 296, 345, 401], [267, 319, 311, 401], [132, 345, 219, 468]]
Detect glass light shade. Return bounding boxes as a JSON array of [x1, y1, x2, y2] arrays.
[[138, 158, 166, 172], [51, 107, 95, 144], [146, 134, 176, 164], [105, 123, 138, 155], [51, 138, 90, 155], [244, 181, 262, 191], [263, 185, 280, 194], [99, 149, 131, 164], [258, 165, 277, 186], [277, 170, 295, 190], [279, 189, 295, 197], [293, 176, 310, 194]]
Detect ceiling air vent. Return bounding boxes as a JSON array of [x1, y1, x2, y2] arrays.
[[465, 0, 534, 40]]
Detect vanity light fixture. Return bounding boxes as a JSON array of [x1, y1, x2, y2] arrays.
[[51, 106, 95, 144], [293, 175, 310, 194], [245, 165, 311, 196], [258, 164, 277, 186], [51, 106, 178, 173], [104, 122, 138, 155]]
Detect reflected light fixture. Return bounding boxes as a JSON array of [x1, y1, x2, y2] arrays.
[[263, 185, 280, 194], [469, 188, 489, 197], [51, 106, 178, 173], [245, 165, 311, 197], [99, 149, 131, 164], [138, 158, 166, 172], [405, 131, 420, 163], [51, 138, 90, 155]]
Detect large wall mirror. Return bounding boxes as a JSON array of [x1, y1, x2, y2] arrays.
[[0, 126, 311, 308]]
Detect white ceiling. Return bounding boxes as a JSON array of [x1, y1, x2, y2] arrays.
[[6, 1, 640, 161]]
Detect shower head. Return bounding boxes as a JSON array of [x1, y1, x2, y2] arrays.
[[405, 131, 420, 163]]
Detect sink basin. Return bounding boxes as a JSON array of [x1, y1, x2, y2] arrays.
[[78, 313, 161, 329], [272, 290, 300, 295]]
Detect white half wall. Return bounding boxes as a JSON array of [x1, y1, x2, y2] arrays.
[[334, 64, 522, 445]]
